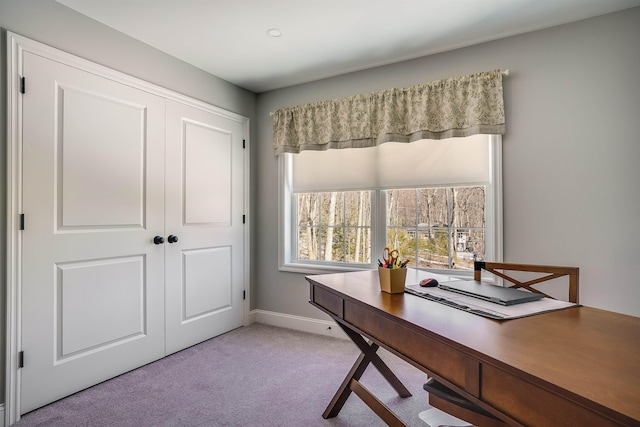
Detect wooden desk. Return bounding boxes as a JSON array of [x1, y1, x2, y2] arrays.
[[307, 269, 640, 427]]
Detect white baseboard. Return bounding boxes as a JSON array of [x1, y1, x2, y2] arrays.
[[249, 309, 348, 339]]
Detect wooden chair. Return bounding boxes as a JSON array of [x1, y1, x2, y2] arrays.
[[424, 261, 580, 426], [474, 261, 579, 303]]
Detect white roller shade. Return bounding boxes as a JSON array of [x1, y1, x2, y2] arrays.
[[292, 134, 490, 192]]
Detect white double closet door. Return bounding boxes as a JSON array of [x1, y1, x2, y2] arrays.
[[20, 51, 246, 414]]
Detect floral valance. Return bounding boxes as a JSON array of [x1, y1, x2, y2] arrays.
[[272, 70, 506, 154]]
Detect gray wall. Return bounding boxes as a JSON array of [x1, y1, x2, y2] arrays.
[[256, 7, 640, 320], [1, 0, 257, 406]]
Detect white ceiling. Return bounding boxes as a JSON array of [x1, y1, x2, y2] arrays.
[[56, 0, 640, 93]]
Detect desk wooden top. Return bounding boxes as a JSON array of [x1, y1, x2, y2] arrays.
[[307, 269, 640, 424]]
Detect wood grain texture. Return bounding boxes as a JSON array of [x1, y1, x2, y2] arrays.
[[308, 269, 640, 426]]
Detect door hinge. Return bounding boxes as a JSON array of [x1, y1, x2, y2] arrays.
[[20, 76, 26, 94], [18, 351, 24, 368], [19, 214, 25, 230], [242, 139, 245, 149], [242, 214, 246, 224], [243, 290, 246, 300]]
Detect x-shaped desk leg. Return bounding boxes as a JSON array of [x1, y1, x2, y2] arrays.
[[323, 322, 412, 426]]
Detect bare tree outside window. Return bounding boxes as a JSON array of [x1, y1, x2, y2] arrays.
[[297, 191, 372, 263], [296, 186, 485, 270], [388, 187, 485, 270]]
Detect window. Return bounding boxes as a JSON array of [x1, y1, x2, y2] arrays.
[[279, 135, 502, 277], [296, 191, 372, 264], [387, 187, 486, 270]]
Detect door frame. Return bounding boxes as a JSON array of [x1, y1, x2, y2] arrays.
[[5, 32, 251, 426]]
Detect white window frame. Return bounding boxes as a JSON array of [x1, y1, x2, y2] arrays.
[[278, 136, 503, 277]]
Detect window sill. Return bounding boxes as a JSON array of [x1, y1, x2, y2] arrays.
[[279, 262, 372, 276], [279, 261, 477, 281]]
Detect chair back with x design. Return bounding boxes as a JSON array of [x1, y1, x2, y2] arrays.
[[474, 261, 579, 303]]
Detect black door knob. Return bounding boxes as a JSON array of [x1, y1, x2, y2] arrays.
[[168, 235, 179, 244], [153, 236, 165, 245]]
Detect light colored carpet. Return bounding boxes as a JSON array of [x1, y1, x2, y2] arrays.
[[14, 323, 474, 426]]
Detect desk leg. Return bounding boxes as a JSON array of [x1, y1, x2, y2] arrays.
[[323, 348, 371, 418], [350, 379, 408, 427], [323, 322, 411, 423]]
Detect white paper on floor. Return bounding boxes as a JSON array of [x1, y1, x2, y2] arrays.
[[418, 407, 474, 427]]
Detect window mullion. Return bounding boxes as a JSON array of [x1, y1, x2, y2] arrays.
[[342, 193, 346, 262], [448, 187, 453, 269], [414, 189, 419, 268], [372, 190, 387, 267]]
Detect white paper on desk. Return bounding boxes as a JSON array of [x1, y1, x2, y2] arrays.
[[405, 283, 577, 320]]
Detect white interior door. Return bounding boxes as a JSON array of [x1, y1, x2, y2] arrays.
[[20, 52, 166, 413], [164, 100, 246, 354]]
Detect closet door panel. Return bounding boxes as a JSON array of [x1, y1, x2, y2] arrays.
[[183, 247, 232, 318], [20, 52, 166, 414], [59, 87, 146, 227], [165, 100, 245, 354], [183, 121, 232, 224]]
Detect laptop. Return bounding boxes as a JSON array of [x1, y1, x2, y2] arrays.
[[437, 280, 544, 306]]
